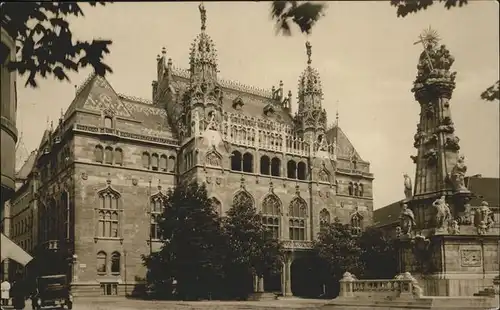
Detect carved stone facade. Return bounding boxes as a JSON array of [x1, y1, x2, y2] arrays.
[[14, 6, 373, 297]]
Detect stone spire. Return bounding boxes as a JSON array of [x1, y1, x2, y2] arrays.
[[189, 2, 218, 85], [296, 41, 327, 141], [409, 27, 470, 223]]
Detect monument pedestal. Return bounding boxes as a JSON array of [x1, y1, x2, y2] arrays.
[[398, 234, 500, 297]]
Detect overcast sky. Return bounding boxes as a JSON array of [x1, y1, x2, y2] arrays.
[[15, 1, 499, 209]]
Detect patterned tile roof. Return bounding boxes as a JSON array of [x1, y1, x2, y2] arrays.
[[373, 200, 403, 228], [15, 150, 37, 180], [466, 176, 500, 208]]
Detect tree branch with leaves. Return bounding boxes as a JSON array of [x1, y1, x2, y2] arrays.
[[1, 2, 113, 87]]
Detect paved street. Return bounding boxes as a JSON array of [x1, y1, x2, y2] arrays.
[[3, 297, 328, 310]]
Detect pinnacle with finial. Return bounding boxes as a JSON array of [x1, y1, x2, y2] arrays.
[[306, 41, 312, 65], [199, 2, 207, 32]]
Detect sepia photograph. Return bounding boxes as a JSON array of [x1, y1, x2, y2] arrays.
[[1, 1, 498, 309]]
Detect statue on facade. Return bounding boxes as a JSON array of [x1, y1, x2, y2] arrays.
[[403, 174, 413, 199], [474, 201, 494, 234], [450, 155, 467, 191], [433, 195, 451, 230], [399, 203, 416, 235]]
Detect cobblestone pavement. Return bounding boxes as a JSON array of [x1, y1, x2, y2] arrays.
[[6, 297, 328, 310]]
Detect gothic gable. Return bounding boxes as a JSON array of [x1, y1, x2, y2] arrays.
[[81, 75, 133, 118], [325, 125, 364, 162]]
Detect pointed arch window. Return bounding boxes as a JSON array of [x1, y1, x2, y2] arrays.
[[114, 148, 123, 166], [289, 197, 307, 241], [351, 213, 363, 236], [348, 182, 354, 196], [260, 155, 270, 175], [242, 152, 253, 173], [150, 193, 165, 240], [287, 160, 297, 179], [319, 209, 330, 232], [111, 252, 121, 275], [97, 251, 107, 274], [95, 145, 104, 163], [231, 151, 242, 171], [233, 190, 253, 207], [270, 157, 281, 177], [297, 162, 307, 180], [142, 152, 150, 169], [104, 146, 113, 164], [262, 194, 281, 239], [96, 187, 121, 239], [168, 155, 176, 173], [151, 153, 159, 171], [160, 155, 168, 171], [359, 183, 364, 197]]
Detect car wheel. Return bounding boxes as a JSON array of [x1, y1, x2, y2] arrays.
[[66, 302, 73, 310]]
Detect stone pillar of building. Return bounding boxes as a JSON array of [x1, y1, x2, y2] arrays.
[[257, 276, 264, 293], [283, 254, 293, 297]]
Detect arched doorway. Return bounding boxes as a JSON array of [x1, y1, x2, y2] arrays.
[[290, 256, 325, 298], [263, 269, 281, 293]]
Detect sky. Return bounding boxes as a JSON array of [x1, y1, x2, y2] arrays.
[[15, 1, 499, 209]]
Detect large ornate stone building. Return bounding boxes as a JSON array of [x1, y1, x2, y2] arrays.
[[23, 5, 374, 297]]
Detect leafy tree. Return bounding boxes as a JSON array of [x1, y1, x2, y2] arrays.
[[358, 227, 398, 279], [313, 218, 364, 297], [390, 0, 498, 102], [142, 182, 226, 300], [222, 195, 284, 299], [390, 0, 469, 17], [270, 1, 327, 36], [0, 2, 113, 87]]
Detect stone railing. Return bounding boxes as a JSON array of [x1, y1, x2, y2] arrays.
[[73, 124, 179, 146], [281, 240, 313, 250], [339, 272, 423, 299], [196, 115, 336, 159], [336, 168, 373, 178]]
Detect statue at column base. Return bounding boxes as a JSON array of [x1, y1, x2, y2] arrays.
[[433, 195, 451, 231], [399, 203, 416, 236], [474, 201, 495, 235]]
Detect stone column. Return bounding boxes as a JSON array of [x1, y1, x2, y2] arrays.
[[285, 257, 293, 296], [253, 275, 258, 293], [257, 276, 264, 292]]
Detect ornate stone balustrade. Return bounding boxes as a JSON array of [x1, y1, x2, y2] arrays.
[[337, 168, 374, 178], [197, 113, 336, 158], [282, 240, 313, 250], [73, 124, 179, 146], [339, 272, 422, 299]]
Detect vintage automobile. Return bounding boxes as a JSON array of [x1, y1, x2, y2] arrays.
[[31, 275, 73, 310]]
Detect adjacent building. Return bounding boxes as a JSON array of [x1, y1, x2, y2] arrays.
[[1, 26, 33, 280], [375, 175, 500, 238], [18, 4, 374, 297]]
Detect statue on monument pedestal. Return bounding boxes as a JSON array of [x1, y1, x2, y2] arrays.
[[433, 195, 451, 231], [399, 203, 416, 235], [474, 201, 494, 235], [403, 174, 413, 199], [450, 155, 467, 191]]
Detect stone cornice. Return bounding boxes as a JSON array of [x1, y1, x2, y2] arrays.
[[73, 123, 179, 147]]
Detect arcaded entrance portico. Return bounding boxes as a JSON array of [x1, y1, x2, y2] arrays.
[[256, 241, 328, 299]]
